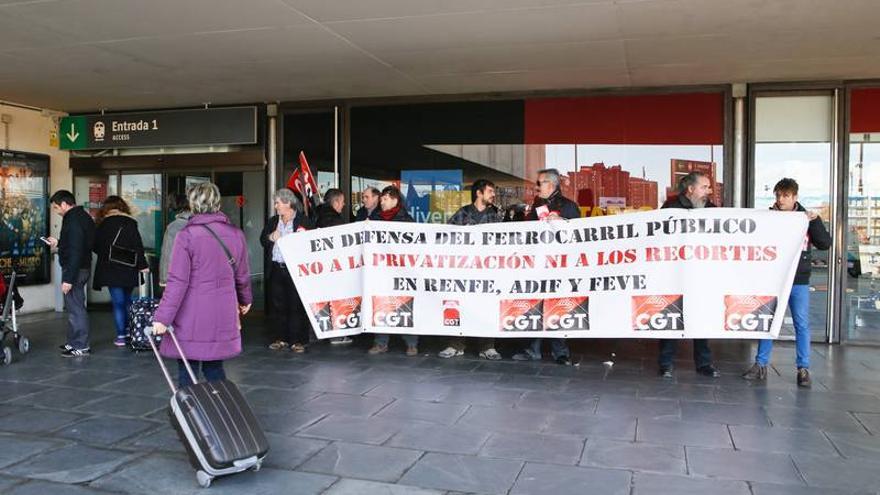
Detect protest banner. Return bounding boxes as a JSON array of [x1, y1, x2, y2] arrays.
[[279, 208, 808, 340]]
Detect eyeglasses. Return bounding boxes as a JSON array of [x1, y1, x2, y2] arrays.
[[536, 180, 551, 186]]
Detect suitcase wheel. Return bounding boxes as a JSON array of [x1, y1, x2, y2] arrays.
[[1, 346, 11, 366], [196, 470, 212, 488], [16, 336, 29, 355]]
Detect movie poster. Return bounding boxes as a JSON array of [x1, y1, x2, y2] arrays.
[[0, 150, 50, 285]]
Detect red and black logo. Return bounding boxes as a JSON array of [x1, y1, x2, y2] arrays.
[[543, 297, 589, 331], [310, 297, 362, 332], [499, 299, 543, 331], [442, 300, 460, 327], [724, 295, 777, 332], [632, 295, 684, 331], [372, 296, 414, 328]]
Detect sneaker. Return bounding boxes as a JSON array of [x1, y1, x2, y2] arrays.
[[697, 365, 721, 378], [113, 337, 127, 347], [291, 343, 306, 353], [555, 355, 572, 366], [659, 367, 674, 378], [59, 343, 72, 351], [406, 346, 419, 357], [479, 348, 502, 361], [512, 351, 540, 361], [741, 363, 768, 381], [368, 344, 388, 355], [438, 347, 464, 359], [797, 368, 812, 388], [330, 337, 354, 345], [268, 340, 289, 351], [61, 347, 90, 358]]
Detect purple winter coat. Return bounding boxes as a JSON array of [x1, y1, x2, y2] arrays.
[[155, 212, 253, 361]]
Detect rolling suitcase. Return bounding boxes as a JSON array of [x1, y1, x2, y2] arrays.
[[145, 326, 269, 488], [128, 272, 160, 352]]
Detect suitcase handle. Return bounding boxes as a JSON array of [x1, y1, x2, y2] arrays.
[[145, 326, 198, 393]]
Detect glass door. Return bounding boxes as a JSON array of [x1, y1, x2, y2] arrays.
[[751, 92, 836, 342], [74, 174, 117, 304]]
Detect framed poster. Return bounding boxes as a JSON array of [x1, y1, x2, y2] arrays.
[[0, 149, 50, 285]]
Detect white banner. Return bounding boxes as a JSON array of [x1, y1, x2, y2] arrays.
[[279, 208, 808, 340]]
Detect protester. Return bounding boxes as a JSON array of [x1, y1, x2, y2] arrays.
[[438, 179, 503, 360], [151, 182, 252, 387], [159, 192, 192, 287], [92, 195, 149, 347], [261, 188, 311, 353], [46, 190, 95, 357], [368, 185, 419, 356], [742, 178, 831, 387], [316, 188, 353, 345], [657, 171, 720, 378], [512, 169, 578, 365], [354, 186, 381, 221]]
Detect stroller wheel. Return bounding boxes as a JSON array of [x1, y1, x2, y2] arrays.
[[1, 346, 11, 366], [16, 336, 29, 355]]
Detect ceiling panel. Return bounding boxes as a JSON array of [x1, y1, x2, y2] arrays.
[[415, 67, 632, 94]]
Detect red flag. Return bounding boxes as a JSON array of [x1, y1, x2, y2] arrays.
[[286, 151, 321, 217]]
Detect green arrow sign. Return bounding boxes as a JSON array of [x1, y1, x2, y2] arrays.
[[59, 116, 87, 150]]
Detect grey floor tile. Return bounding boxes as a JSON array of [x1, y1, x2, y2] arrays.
[[40, 370, 129, 390], [296, 414, 407, 445], [0, 475, 23, 492], [298, 393, 394, 417], [494, 374, 569, 392], [0, 434, 64, 469], [543, 412, 637, 440], [55, 416, 158, 446], [455, 405, 555, 434], [766, 406, 867, 433], [299, 441, 422, 482], [632, 472, 750, 495], [637, 383, 717, 402], [256, 409, 327, 436], [244, 386, 322, 412], [262, 433, 328, 470], [564, 379, 641, 399], [826, 430, 880, 461], [95, 375, 170, 398], [637, 419, 733, 448], [365, 382, 453, 402], [751, 482, 876, 495], [596, 397, 681, 422], [9, 387, 107, 410], [125, 426, 184, 454], [399, 453, 522, 494], [581, 438, 686, 475], [480, 432, 584, 465], [235, 371, 310, 389], [0, 380, 50, 402], [6, 480, 124, 494], [376, 398, 469, 425], [855, 412, 880, 435], [792, 453, 880, 492], [0, 407, 89, 434], [322, 478, 443, 494], [386, 423, 491, 455], [440, 387, 523, 407], [2, 444, 140, 484], [510, 462, 631, 495], [92, 453, 336, 494], [515, 390, 597, 414], [680, 402, 770, 426], [686, 446, 803, 485], [730, 424, 838, 456], [75, 394, 167, 418]]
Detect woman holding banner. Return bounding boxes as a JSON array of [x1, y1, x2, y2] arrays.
[[261, 189, 312, 353], [368, 186, 420, 356]]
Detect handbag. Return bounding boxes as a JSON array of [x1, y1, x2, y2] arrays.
[[109, 227, 138, 267]]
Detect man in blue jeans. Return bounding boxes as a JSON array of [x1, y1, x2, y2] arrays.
[[742, 178, 831, 387]]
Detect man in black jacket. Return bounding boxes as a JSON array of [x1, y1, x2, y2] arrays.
[[512, 169, 579, 365], [354, 186, 381, 222], [46, 190, 96, 357], [316, 188, 347, 228], [742, 178, 831, 387], [438, 179, 504, 360], [658, 172, 721, 378]]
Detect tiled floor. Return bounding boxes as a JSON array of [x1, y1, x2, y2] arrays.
[[1, 310, 879, 494]]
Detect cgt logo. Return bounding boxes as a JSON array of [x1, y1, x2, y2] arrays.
[[724, 295, 777, 332], [499, 299, 543, 331], [309, 298, 362, 332], [543, 297, 589, 331], [372, 296, 414, 328], [632, 295, 684, 331], [442, 300, 460, 327]]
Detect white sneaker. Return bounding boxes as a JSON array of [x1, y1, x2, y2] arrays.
[[479, 348, 502, 361], [438, 346, 464, 359], [330, 337, 353, 345]]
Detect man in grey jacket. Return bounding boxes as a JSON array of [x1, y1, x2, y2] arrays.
[[159, 193, 192, 286]]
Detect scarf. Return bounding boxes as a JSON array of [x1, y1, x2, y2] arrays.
[[379, 205, 400, 221]]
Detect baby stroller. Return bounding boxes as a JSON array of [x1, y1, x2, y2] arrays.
[[0, 271, 28, 365]]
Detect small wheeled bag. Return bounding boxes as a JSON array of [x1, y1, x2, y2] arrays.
[[145, 326, 269, 488]]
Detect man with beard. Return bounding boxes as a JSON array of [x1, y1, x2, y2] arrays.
[[658, 171, 721, 379], [438, 179, 504, 360], [512, 168, 579, 366]]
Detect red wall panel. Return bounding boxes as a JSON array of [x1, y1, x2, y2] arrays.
[[851, 88, 880, 133]]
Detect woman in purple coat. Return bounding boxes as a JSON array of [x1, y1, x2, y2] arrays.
[[151, 182, 253, 387]]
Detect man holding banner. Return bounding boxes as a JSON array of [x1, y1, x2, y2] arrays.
[[657, 171, 721, 378], [512, 169, 579, 365]]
